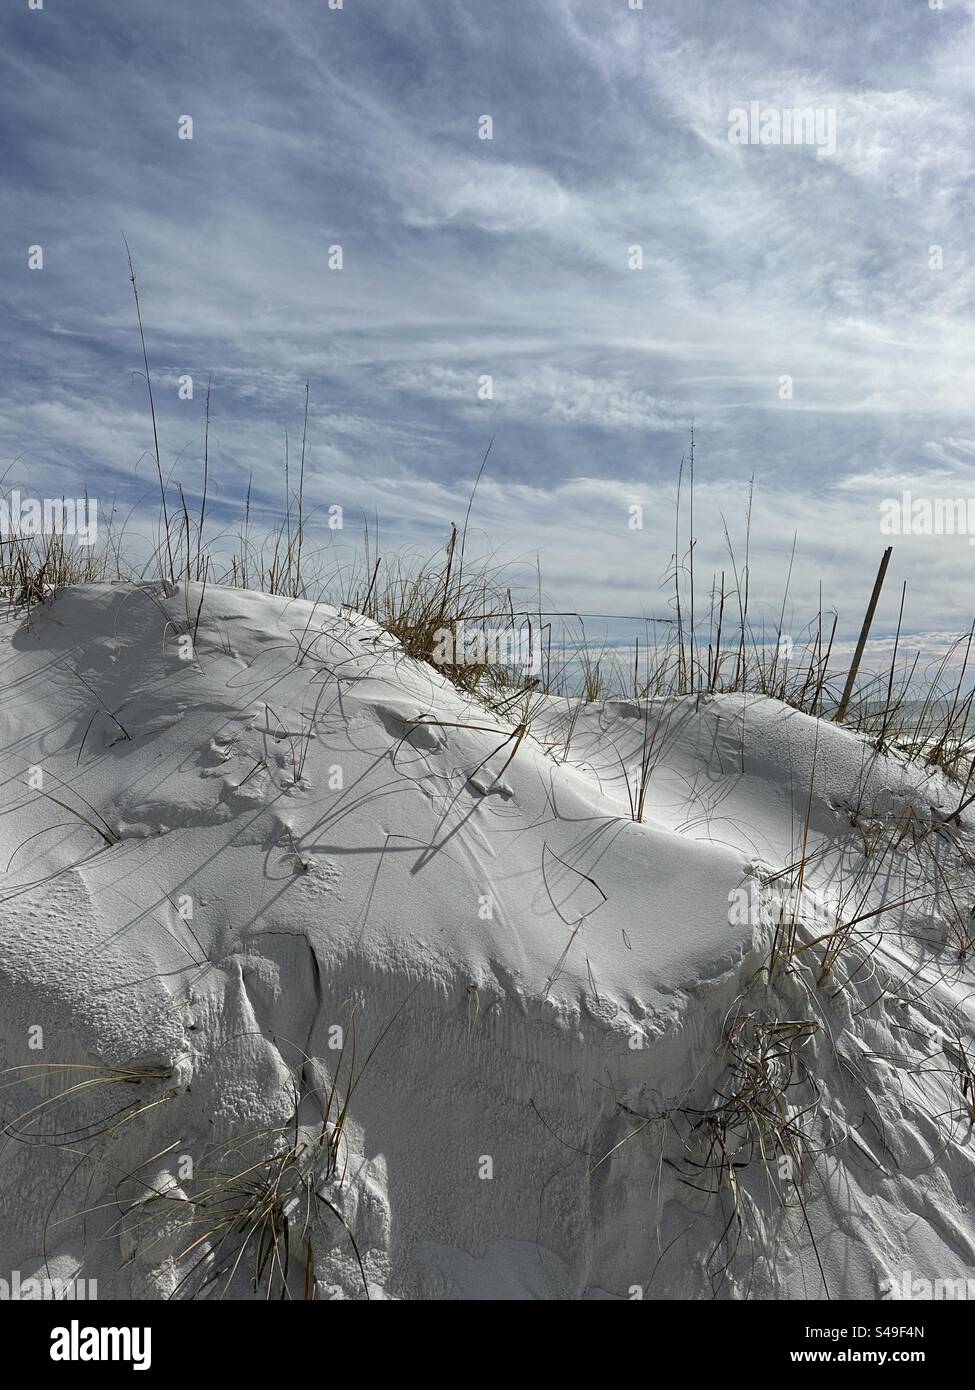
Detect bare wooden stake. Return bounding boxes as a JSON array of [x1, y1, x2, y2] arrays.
[[834, 546, 893, 723]]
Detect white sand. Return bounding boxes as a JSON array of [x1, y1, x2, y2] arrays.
[[0, 581, 973, 1299]]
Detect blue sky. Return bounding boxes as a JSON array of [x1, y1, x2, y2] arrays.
[[2, 0, 974, 662]]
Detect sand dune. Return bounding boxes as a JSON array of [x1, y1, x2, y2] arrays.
[[1, 582, 973, 1300]]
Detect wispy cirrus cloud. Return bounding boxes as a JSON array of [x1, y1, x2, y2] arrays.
[[1, 0, 972, 643]]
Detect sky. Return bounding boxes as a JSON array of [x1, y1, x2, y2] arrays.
[[2, 0, 974, 677]]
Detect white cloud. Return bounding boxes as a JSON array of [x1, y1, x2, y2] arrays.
[[2, 0, 974, 653]]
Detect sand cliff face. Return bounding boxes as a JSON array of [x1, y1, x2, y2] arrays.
[[0, 582, 972, 1299]]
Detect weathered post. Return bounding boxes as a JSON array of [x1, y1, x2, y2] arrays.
[[834, 546, 893, 723]]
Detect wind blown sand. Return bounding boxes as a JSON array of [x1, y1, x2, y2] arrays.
[[0, 581, 973, 1300]]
